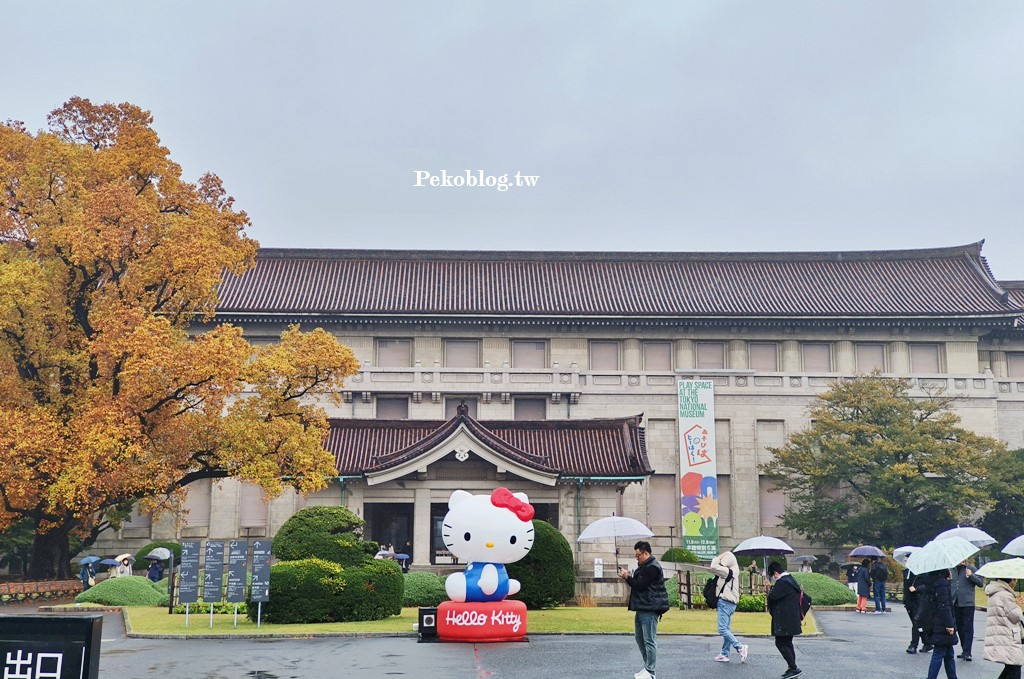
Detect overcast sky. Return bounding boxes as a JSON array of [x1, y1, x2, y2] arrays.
[[6, 2, 1023, 279]]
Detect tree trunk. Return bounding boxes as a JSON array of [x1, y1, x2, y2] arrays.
[[28, 530, 72, 580]]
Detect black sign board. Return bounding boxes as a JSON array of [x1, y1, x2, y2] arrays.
[[203, 541, 225, 602], [0, 614, 102, 679], [250, 539, 271, 602], [226, 540, 249, 603], [177, 540, 201, 604]]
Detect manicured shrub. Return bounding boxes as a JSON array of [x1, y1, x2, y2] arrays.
[[661, 547, 699, 564], [248, 558, 346, 624], [737, 593, 766, 612], [133, 541, 181, 566], [507, 519, 576, 609], [75, 575, 165, 606], [336, 559, 404, 621], [666, 574, 680, 607], [403, 571, 447, 607], [792, 572, 857, 605], [272, 505, 378, 566]]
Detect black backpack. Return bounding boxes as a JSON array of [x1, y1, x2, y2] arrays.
[[799, 590, 813, 620], [703, 569, 734, 608], [914, 588, 938, 634]]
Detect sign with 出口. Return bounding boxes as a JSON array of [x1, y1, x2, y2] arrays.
[[0, 614, 102, 679]]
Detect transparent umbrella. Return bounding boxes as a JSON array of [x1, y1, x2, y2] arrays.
[[577, 516, 654, 569], [1001, 535, 1024, 557], [975, 557, 1024, 579], [905, 537, 979, 574], [849, 545, 885, 558], [933, 526, 996, 548], [893, 546, 921, 565]]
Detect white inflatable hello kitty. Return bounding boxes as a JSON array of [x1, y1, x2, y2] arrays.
[[443, 487, 536, 603]]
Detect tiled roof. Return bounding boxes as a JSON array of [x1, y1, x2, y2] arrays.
[[215, 242, 1023, 321], [1000, 281, 1024, 327], [325, 414, 652, 478]]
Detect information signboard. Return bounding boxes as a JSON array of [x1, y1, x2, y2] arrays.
[[250, 539, 271, 603], [203, 541, 225, 603], [0, 615, 102, 679], [226, 540, 249, 603], [177, 540, 201, 604]]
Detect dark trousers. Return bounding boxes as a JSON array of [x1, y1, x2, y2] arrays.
[[904, 604, 920, 648], [953, 605, 975, 656], [774, 635, 797, 670], [997, 665, 1022, 679]]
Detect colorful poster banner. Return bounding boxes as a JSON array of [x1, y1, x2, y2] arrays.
[[677, 380, 719, 561]]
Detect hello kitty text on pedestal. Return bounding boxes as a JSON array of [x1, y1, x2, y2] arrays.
[[435, 487, 535, 642]]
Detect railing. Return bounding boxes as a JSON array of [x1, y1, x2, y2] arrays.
[[0, 580, 82, 605]]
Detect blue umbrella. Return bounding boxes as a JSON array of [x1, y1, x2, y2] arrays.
[[395, 553, 410, 560], [99, 558, 120, 566], [77, 555, 101, 565]]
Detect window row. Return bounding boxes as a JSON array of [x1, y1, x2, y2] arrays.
[[376, 338, 947, 373], [377, 396, 548, 420]]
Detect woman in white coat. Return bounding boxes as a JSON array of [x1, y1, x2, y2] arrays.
[[709, 550, 749, 663], [983, 578, 1023, 679]]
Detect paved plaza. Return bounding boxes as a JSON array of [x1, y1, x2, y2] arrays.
[[85, 607, 999, 678]]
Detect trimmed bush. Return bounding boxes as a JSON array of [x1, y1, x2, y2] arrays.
[[133, 541, 181, 566], [75, 575, 165, 606], [336, 559, 404, 621], [507, 519, 576, 609], [737, 593, 766, 612], [792, 572, 857, 605], [272, 505, 377, 566], [403, 571, 447, 607], [661, 547, 699, 564], [249, 558, 346, 624], [666, 574, 680, 607]]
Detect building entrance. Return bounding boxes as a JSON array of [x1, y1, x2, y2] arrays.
[[363, 503, 413, 552]]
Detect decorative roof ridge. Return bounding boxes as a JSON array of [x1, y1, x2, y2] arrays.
[[252, 242, 987, 265], [327, 414, 645, 429], [999, 280, 1024, 290]]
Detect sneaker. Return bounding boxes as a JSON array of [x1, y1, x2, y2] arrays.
[[739, 645, 749, 663], [634, 670, 652, 679], [782, 669, 802, 678], [963, 655, 972, 661], [906, 646, 917, 654], [714, 654, 730, 662], [921, 645, 934, 653]]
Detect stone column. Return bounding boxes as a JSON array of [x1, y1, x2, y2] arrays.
[[728, 340, 748, 370], [990, 350, 1008, 378], [945, 341, 980, 374], [781, 340, 801, 373], [414, 487, 432, 567], [835, 340, 855, 374], [675, 339, 695, 370], [889, 341, 910, 374], [623, 339, 642, 371]]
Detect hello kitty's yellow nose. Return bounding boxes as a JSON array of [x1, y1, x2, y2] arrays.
[[486, 542, 494, 548]]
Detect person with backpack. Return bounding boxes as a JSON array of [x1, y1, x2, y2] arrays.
[[855, 558, 872, 612], [766, 561, 804, 679], [870, 556, 888, 613], [917, 569, 959, 679], [619, 541, 669, 679], [950, 558, 984, 661], [708, 550, 748, 663], [982, 576, 1023, 679], [904, 568, 932, 653]]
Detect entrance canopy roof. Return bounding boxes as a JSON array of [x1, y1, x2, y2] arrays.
[[324, 412, 652, 483]]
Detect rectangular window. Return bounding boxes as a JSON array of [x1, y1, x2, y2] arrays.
[[182, 478, 212, 529], [239, 482, 268, 532], [444, 398, 478, 418], [511, 340, 546, 369], [1009, 352, 1024, 378], [643, 341, 673, 371], [648, 474, 678, 527], [802, 343, 832, 372], [855, 343, 886, 372], [590, 340, 620, 370], [749, 342, 779, 371], [444, 339, 480, 368], [759, 479, 786, 529], [717, 476, 732, 528], [377, 397, 409, 419], [696, 342, 726, 369], [910, 343, 941, 373], [514, 398, 546, 420], [376, 339, 412, 367]]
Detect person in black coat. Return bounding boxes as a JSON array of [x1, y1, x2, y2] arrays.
[[619, 541, 669, 679], [766, 561, 803, 679], [918, 569, 959, 679], [904, 569, 928, 653], [855, 558, 872, 612]]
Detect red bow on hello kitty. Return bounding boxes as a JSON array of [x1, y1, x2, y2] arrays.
[[491, 487, 534, 522]]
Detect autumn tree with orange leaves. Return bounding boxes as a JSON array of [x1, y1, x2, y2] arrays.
[[0, 98, 359, 578]]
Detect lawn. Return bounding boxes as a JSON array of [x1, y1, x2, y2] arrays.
[[118, 605, 816, 637]]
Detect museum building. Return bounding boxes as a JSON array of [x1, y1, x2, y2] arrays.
[[97, 241, 1024, 571]]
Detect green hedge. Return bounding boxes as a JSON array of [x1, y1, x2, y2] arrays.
[[507, 520, 576, 609], [792, 572, 857, 605], [661, 547, 699, 564], [666, 574, 680, 607], [335, 559, 404, 621], [249, 558, 346, 624], [75, 575, 166, 606], [737, 593, 766, 612], [272, 505, 378, 567], [403, 571, 447, 607]]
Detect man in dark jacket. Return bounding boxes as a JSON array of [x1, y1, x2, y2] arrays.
[[950, 559, 984, 661], [620, 541, 669, 679], [766, 561, 803, 679], [918, 569, 959, 679], [870, 557, 888, 613]]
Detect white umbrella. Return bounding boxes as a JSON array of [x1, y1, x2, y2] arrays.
[[975, 557, 1024, 580], [892, 546, 921, 565], [1001, 535, 1024, 557], [577, 516, 654, 569], [793, 555, 817, 563], [849, 545, 885, 558], [143, 547, 172, 561], [933, 526, 996, 548], [905, 537, 979, 574], [732, 535, 794, 556]]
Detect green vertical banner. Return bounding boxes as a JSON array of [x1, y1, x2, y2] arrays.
[[678, 380, 719, 561]]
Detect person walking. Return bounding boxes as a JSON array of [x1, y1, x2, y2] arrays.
[[619, 541, 669, 679], [983, 577, 1023, 679], [766, 561, 803, 679], [146, 558, 165, 582], [904, 568, 932, 653], [951, 559, 984, 661], [870, 556, 888, 613], [78, 561, 96, 591], [855, 558, 871, 612], [709, 550, 749, 663], [920, 569, 959, 679]]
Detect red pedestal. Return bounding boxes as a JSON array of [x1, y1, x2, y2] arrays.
[[436, 600, 528, 642]]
